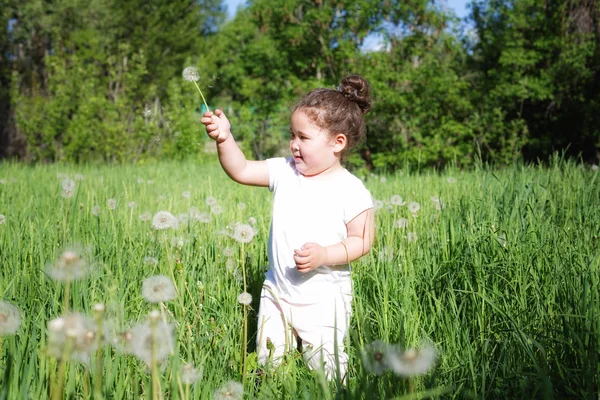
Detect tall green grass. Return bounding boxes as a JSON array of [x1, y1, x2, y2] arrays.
[[0, 158, 598, 399]]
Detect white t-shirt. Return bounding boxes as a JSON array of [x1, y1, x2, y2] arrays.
[[265, 157, 373, 304]]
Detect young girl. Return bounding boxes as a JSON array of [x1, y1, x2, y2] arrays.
[[201, 74, 375, 381]]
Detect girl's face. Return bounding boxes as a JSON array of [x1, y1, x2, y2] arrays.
[[289, 110, 345, 177]]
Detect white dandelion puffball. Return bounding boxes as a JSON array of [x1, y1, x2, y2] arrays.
[[127, 320, 174, 367], [181, 363, 201, 385], [214, 380, 244, 400], [205, 196, 217, 206], [182, 191, 191, 199], [196, 212, 211, 223], [388, 342, 437, 377], [62, 178, 76, 192], [139, 212, 152, 221], [447, 176, 457, 184], [62, 188, 75, 199], [394, 218, 409, 229], [222, 246, 235, 257], [380, 176, 387, 183], [0, 178, 6, 185], [91, 206, 100, 216], [46, 249, 92, 281], [142, 275, 177, 303], [233, 224, 255, 243], [390, 195, 406, 206], [211, 204, 223, 215], [0, 301, 22, 335], [137, 177, 145, 184], [47, 313, 98, 365], [0, 214, 6, 225], [408, 201, 420, 214], [189, 206, 201, 219], [237, 202, 246, 210], [152, 211, 179, 230], [373, 199, 384, 210], [144, 256, 158, 266], [107, 198, 117, 210], [248, 216, 257, 225], [128, 201, 136, 209], [406, 232, 418, 242], [238, 292, 252, 306], [361, 340, 403, 376], [182, 66, 200, 82]]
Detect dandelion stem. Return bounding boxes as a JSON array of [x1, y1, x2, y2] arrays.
[[52, 336, 73, 400], [192, 81, 210, 113], [150, 318, 160, 400], [241, 304, 248, 380], [63, 280, 71, 313], [94, 310, 105, 399]]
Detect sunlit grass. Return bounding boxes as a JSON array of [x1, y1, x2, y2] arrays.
[[0, 158, 598, 399]]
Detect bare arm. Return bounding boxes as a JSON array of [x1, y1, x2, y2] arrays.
[[201, 109, 269, 187], [294, 208, 375, 272]]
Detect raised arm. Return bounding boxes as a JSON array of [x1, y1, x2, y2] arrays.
[[293, 208, 375, 272], [201, 109, 269, 187]]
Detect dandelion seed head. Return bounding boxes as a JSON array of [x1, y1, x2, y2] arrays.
[[144, 256, 158, 266], [361, 341, 402, 376], [126, 320, 174, 367], [47, 248, 92, 281], [406, 232, 418, 242], [238, 292, 252, 306], [143, 105, 153, 118], [137, 177, 145, 184], [237, 202, 246, 210], [182, 66, 200, 82], [447, 176, 457, 184], [223, 246, 235, 257], [139, 212, 152, 221], [181, 363, 201, 385], [62, 178, 76, 192], [107, 199, 117, 210], [225, 258, 236, 272], [0, 301, 22, 335], [390, 195, 406, 206], [62, 188, 75, 199], [178, 213, 189, 225], [394, 218, 409, 229], [389, 342, 437, 377], [47, 313, 98, 365], [233, 223, 255, 243], [205, 196, 217, 206], [92, 206, 100, 216], [128, 201, 136, 209], [182, 191, 191, 199], [592, 164, 599, 172], [0, 214, 6, 225], [152, 211, 179, 230], [408, 201, 420, 214], [0, 178, 6, 185], [142, 275, 177, 303], [197, 212, 211, 223], [211, 204, 223, 215], [373, 200, 384, 210], [248, 216, 257, 225], [380, 176, 387, 183], [214, 380, 244, 400]]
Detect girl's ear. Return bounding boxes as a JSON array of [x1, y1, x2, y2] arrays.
[[332, 134, 347, 153]]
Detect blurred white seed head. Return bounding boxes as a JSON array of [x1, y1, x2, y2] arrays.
[[107, 199, 117, 210], [0, 214, 6, 225], [126, 320, 174, 367], [181, 363, 201, 385], [237, 202, 246, 210], [388, 342, 437, 377], [0, 301, 22, 335], [233, 224, 255, 243], [390, 195, 406, 206], [62, 178, 76, 192], [361, 340, 402, 376], [205, 196, 217, 206], [47, 312, 98, 365], [152, 211, 179, 230], [408, 201, 420, 214], [211, 204, 223, 215], [214, 380, 243, 400], [46, 247, 92, 282], [92, 205, 101, 216], [394, 218, 409, 229], [139, 211, 152, 221], [238, 292, 252, 306], [181, 191, 191, 199], [182, 66, 200, 82], [142, 275, 177, 303], [128, 201, 136, 209]]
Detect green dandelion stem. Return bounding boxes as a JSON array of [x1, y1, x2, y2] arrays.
[[63, 280, 71, 313], [192, 81, 210, 113], [241, 304, 248, 379], [150, 319, 160, 400]]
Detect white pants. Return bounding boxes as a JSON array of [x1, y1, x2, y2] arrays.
[[256, 280, 352, 381]]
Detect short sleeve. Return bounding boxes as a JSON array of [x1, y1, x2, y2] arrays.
[[266, 157, 289, 192], [343, 177, 374, 224]]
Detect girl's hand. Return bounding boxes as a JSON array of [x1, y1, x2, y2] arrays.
[[294, 243, 328, 273], [201, 109, 231, 143]]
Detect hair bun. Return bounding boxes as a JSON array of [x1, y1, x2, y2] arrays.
[[338, 75, 371, 114]]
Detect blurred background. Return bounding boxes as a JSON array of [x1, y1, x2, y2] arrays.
[[1, 0, 598, 170]]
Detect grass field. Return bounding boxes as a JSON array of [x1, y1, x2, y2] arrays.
[[0, 158, 598, 399]]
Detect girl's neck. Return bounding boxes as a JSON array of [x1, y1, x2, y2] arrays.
[[300, 162, 344, 180]]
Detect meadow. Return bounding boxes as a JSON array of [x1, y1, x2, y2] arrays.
[[0, 158, 598, 399]]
